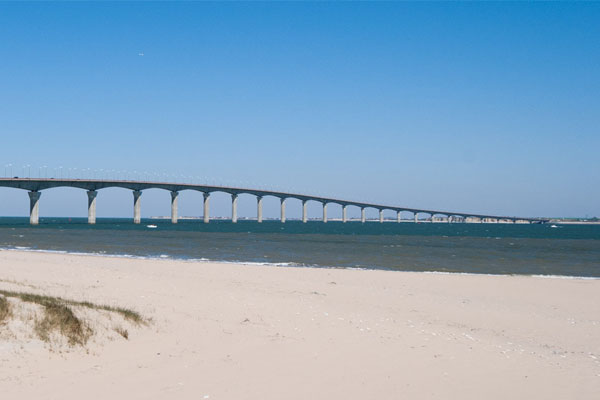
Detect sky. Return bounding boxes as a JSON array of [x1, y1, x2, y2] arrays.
[[0, 2, 599, 219]]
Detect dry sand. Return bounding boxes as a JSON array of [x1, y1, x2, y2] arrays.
[[1, 250, 599, 399]]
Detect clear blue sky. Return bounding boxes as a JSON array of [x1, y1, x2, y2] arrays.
[[1, 2, 598, 219]]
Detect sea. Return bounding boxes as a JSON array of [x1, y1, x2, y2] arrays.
[[0, 217, 599, 278]]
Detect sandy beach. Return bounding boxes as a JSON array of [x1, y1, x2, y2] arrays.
[[0, 250, 599, 399]]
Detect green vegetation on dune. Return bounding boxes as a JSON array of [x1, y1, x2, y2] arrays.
[[0, 289, 145, 346], [34, 301, 91, 346], [0, 296, 11, 324], [0, 290, 145, 324]]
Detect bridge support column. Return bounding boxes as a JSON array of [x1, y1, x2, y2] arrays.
[[342, 206, 347, 223], [397, 211, 401, 223], [87, 190, 97, 224], [203, 193, 210, 223], [257, 196, 263, 223], [170, 191, 178, 224], [322, 203, 327, 223], [280, 198, 286, 223], [231, 194, 238, 223], [28, 191, 41, 225], [379, 209, 384, 223], [447, 215, 451, 223], [414, 212, 418, 223], [302, 200, 307, 223], [361, 208, 366, 223], [133, 190, 142, 224]]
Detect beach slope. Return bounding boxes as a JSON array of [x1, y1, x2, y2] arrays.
[[1, 250, 599, 399]]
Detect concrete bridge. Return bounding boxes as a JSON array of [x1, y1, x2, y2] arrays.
[[0, 178, 547, 225]]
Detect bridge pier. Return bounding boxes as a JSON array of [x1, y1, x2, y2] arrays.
[[170, 191, 178, 224], [203, 193, 210, 223], [257, 196, 263, 223], [302, 200, 307, 223], [28, 191, 41, 225], [342, 205, 347, 223], [133, 190, 142, 224], [231, 194, 238, 223], [379, 209, 384, 223], [87, 190, 97, 224], [414, 212, 418, 223], [322, 203, 327, 223], [280, 198, 286, 223], [361, 208, 366, 223], [397, 211, 401, 223], [447, 215, 451, 223]]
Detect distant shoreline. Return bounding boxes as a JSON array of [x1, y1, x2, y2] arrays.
[[148, 216, 600, 224]]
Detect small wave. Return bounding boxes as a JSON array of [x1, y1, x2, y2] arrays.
[[1, 246, 72, 254], [420, 270, 600, 280], [183, 258, 303, 268], [531, 274, 600, 280]]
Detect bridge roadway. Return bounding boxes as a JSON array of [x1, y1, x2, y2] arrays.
[[0, 178, 546, 225]]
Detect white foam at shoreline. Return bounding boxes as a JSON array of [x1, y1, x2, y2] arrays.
[[0, 246, 597, 280], [0, 246, 303, 268], [420, 270, 600, 280]]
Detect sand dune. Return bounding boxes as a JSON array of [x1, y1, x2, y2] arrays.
[[1, 250, 599, 399]]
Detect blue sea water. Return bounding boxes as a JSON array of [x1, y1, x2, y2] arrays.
[[0, 217, 599, 277]]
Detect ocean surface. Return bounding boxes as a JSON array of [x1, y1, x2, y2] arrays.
[[0, 217, 599, 277]]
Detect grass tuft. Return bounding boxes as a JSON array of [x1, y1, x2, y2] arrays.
[[0, 289, 146, 346], [34, 302, 91, 346], [0, 290, 145, 325], [0, 296, 11, 324], [115, 326, 129, 340]]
